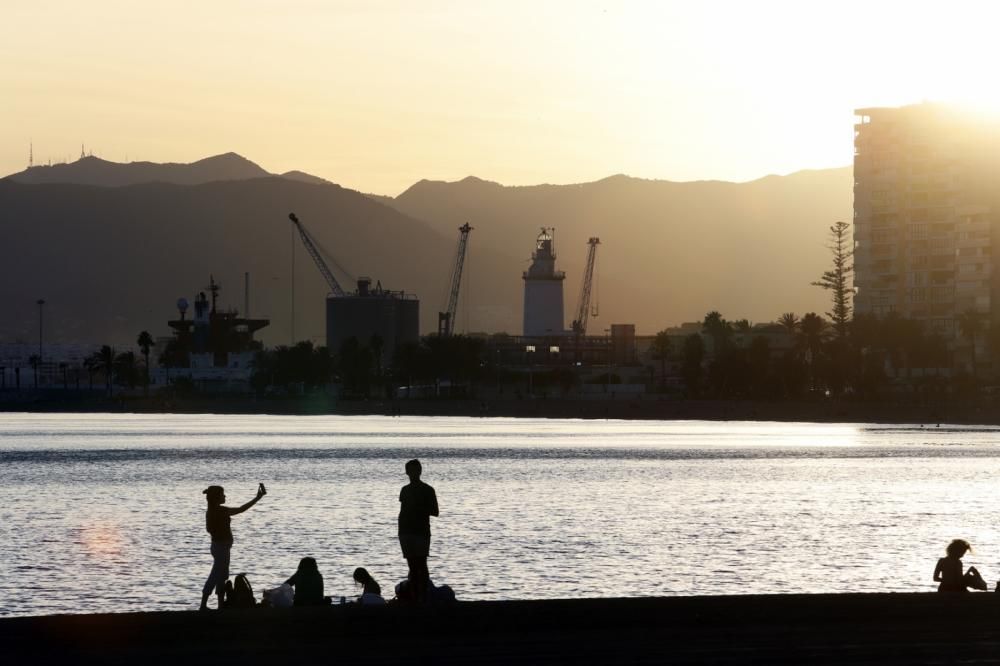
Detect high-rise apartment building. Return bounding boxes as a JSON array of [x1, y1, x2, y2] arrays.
[[854, 104, 1000, 355]]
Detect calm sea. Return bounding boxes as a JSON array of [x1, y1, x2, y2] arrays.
[[2, 412, 999, 617]]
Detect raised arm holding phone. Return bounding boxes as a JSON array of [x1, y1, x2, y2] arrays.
[[200, 483, 267, 610]]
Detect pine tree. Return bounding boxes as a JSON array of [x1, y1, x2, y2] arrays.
[[812, 221, 854, 337]]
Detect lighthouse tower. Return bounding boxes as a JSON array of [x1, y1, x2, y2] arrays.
[[522, 227, 566, 337]]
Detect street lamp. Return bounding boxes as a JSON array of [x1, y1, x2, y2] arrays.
[[37, 298, 45, 354], [604, 328, 611, 393], [525, 344, 536, 395], [37, 299, 45, 387]]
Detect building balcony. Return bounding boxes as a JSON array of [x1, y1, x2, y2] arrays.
[[925, 257, 954, 270], [957, 237, 990, 249]]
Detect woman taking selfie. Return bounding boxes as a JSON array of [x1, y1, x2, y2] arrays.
[[200, 483, 267, 610]]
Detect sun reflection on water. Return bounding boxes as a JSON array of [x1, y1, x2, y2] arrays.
[[77, 524, 125, 558]]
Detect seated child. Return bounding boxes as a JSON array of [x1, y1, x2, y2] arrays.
[[353, 567, 386, 605], [286, 557, 325, 606]]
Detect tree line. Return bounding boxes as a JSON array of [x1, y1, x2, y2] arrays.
[[250, 335, 486, 399], [651, 221, 994, 399]]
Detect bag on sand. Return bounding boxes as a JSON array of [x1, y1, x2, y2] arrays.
[[262, 583, 295, 608], [225, 573, 257, 608], [965, 566, 988, 591]]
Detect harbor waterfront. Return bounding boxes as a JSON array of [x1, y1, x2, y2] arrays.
[[3, 413, 1000, 618]]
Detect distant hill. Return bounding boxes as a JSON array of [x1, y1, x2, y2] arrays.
[[280, 170, 332, 186], [0, 177, 516, 346], [5, 153, 328, 188], [382, 168, 854, 334]]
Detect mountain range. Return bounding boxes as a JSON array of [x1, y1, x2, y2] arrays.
[[384, 168, 853, 335], [0, 154, 851, 347], [7, 152, 331, 188]]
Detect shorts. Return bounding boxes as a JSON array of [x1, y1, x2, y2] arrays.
[[399, 533, 430, 559]]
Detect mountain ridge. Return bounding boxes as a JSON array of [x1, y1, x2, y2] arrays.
[[0, 176, 518, 345], [1, 154, 854, 344], [383, 165, 853, 333], [4, 153, 330, 189], [394, 166, 851, 198]]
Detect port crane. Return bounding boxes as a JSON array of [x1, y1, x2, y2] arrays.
[[571, 237, 600, 336], [438, 222, 473, 336], [288, 213, 348, 297]]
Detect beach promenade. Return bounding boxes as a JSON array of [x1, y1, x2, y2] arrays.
[[5, 593, 1000, 664]]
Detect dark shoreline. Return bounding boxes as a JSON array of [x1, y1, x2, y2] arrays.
[[1, 393, 998, 426], [5, 594, 1000, 664]]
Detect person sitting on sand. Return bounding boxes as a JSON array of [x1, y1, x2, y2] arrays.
[[285, 557, 325, 606], [200, 483, 266, 611], [353, 567, 385, 604], [934, 539, 984, 592]]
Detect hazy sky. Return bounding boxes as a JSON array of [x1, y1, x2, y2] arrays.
[[3, 0, 998, 195]]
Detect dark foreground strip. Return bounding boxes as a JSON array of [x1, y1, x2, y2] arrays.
[[3, 593, 1000, 664]]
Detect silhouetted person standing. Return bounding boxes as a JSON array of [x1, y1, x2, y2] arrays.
[[200, 483, 266, 610], [398, 459, 438, 601]]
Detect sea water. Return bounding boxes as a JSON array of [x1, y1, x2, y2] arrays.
[[2, 412, 999, 617]]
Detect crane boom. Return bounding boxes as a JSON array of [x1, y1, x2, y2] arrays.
[[438, 222, 473, 336], [571, 237, 600, 335], [288, 213, 346, 297]]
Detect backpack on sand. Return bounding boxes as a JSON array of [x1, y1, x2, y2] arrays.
[[225, 573, 257, 608]]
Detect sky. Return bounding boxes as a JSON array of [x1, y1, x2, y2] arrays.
[[3, 0, 999, 195]]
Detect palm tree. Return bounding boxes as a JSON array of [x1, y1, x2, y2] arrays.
[[778, 312, 799, 336], [114, 351, 139, 389], [83, 353, 98, 391], [957, 309, 986, 380], [732, 319, 753, 348], [798, 312, 826, 389], [702, 311, 732, 357], [681, 334, 704, 397], [28, 354, 40, 388], [651, 330, 672, 390], [86, 345, 115, 396], [137, 331, 153, 396]]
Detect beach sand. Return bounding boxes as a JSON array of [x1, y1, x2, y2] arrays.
[[4, 593, 1000, 664]]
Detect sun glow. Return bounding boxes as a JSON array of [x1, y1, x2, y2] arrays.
[[78, 524, 125, 559]]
